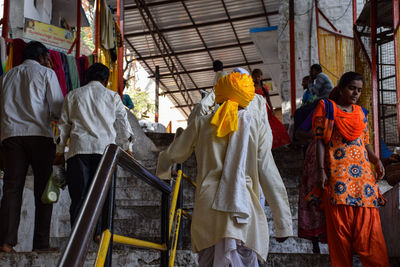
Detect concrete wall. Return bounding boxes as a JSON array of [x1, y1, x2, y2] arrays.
[[24, 0, 52, 24], [8, 0, 52, 39], [278, 0, 357, 123]]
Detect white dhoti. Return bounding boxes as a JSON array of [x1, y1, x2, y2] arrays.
[[198, 238, 259, 267]]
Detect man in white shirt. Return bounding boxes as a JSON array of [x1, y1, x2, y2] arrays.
[[0, 41, 64, 252], [54, 63, 133, 231]]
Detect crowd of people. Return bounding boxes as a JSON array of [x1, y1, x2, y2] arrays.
[[0, 41, 133, 253], [0, 39, 394, 267], [159, 60, 391, 266]]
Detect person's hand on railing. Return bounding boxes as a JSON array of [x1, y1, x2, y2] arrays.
[[171, 168, 178, 177], [125, 149, 134, 158], [53, 153, 65, 166]]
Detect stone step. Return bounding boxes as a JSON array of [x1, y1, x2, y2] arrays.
[[0, 249, 195, 267], [114, 175, 299, 206], [3, 250, 398, 267], [268, 236, 328, 254], [50, 223, 323, 255]]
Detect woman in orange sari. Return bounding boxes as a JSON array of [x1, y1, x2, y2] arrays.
[[313, 72, 388, 267], [252, 69, 290, 149]]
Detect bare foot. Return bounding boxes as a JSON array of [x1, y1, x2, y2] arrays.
[[0, 243, 16, 253]]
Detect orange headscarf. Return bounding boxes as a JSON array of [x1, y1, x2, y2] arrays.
[[210, 72, 255, 137], [312, 99, 367, 144]]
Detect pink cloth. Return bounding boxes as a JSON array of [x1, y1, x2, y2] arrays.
[[49, 50, 67, 97]]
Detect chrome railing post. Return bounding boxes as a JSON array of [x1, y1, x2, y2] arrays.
[[58, 144, 172, 267], [58, 145, 119, 267]]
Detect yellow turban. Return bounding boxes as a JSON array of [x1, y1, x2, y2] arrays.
[[210, 72, 255, 137]]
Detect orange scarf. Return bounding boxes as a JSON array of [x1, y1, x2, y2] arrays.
[[313, 99, 367, 144], [335, 105, 367, 141]]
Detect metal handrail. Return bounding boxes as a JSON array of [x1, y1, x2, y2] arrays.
[[58, 144, 172, 267]]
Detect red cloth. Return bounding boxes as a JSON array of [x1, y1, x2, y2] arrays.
[[76, 55, 89, 86], [255, 88, 290, 149], [298, 141, 326, 242], [11, 38, 27, 67], [49, 50, 67, 97], [323, 191, 389, 267]]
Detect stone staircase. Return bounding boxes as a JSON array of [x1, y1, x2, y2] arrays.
[[1, 131, 400, 266]]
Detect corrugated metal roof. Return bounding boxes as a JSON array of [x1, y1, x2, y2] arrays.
[[109, 0, 281, 117]]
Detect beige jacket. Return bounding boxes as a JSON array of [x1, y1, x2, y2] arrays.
[[156, 99, 292, 261]]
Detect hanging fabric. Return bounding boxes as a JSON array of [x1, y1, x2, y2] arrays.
[[6, 42, 13, 72], [66, 55, 80, 90], [49, 50, 68, 97], [0, 37, 7, 74], [76, 55, 89, 86], [12, 39, 27, 67], [60, 53, 71, 92], [100, 0, 115, 50], [87, 54, 94, 67], [98, 48, 118, 92]]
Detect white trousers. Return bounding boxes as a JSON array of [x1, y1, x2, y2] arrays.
[[198, 238, 259, 267]]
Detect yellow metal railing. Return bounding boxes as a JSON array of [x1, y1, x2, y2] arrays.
[[94, 168, 196, 267], [169, 170, 183, 239]]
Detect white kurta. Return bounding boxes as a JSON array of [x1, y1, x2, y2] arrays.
[[157, 98, 293, 261]]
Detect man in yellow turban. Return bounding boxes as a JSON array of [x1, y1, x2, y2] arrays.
[[157, 71, 292, 266]]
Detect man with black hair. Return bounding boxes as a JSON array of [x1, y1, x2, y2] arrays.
[[54, 63, 133, 230], [212, 60, 225, 86], [0, 41, 64, 252], [187, 60, 228, 123], [309, 64, 333, 100]]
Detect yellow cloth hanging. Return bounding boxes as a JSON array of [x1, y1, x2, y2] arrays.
[[110, 58, 118, 92], [6, 43, 13, 72], [210, 72, 255, 137], [98, 47, 118, 92]]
